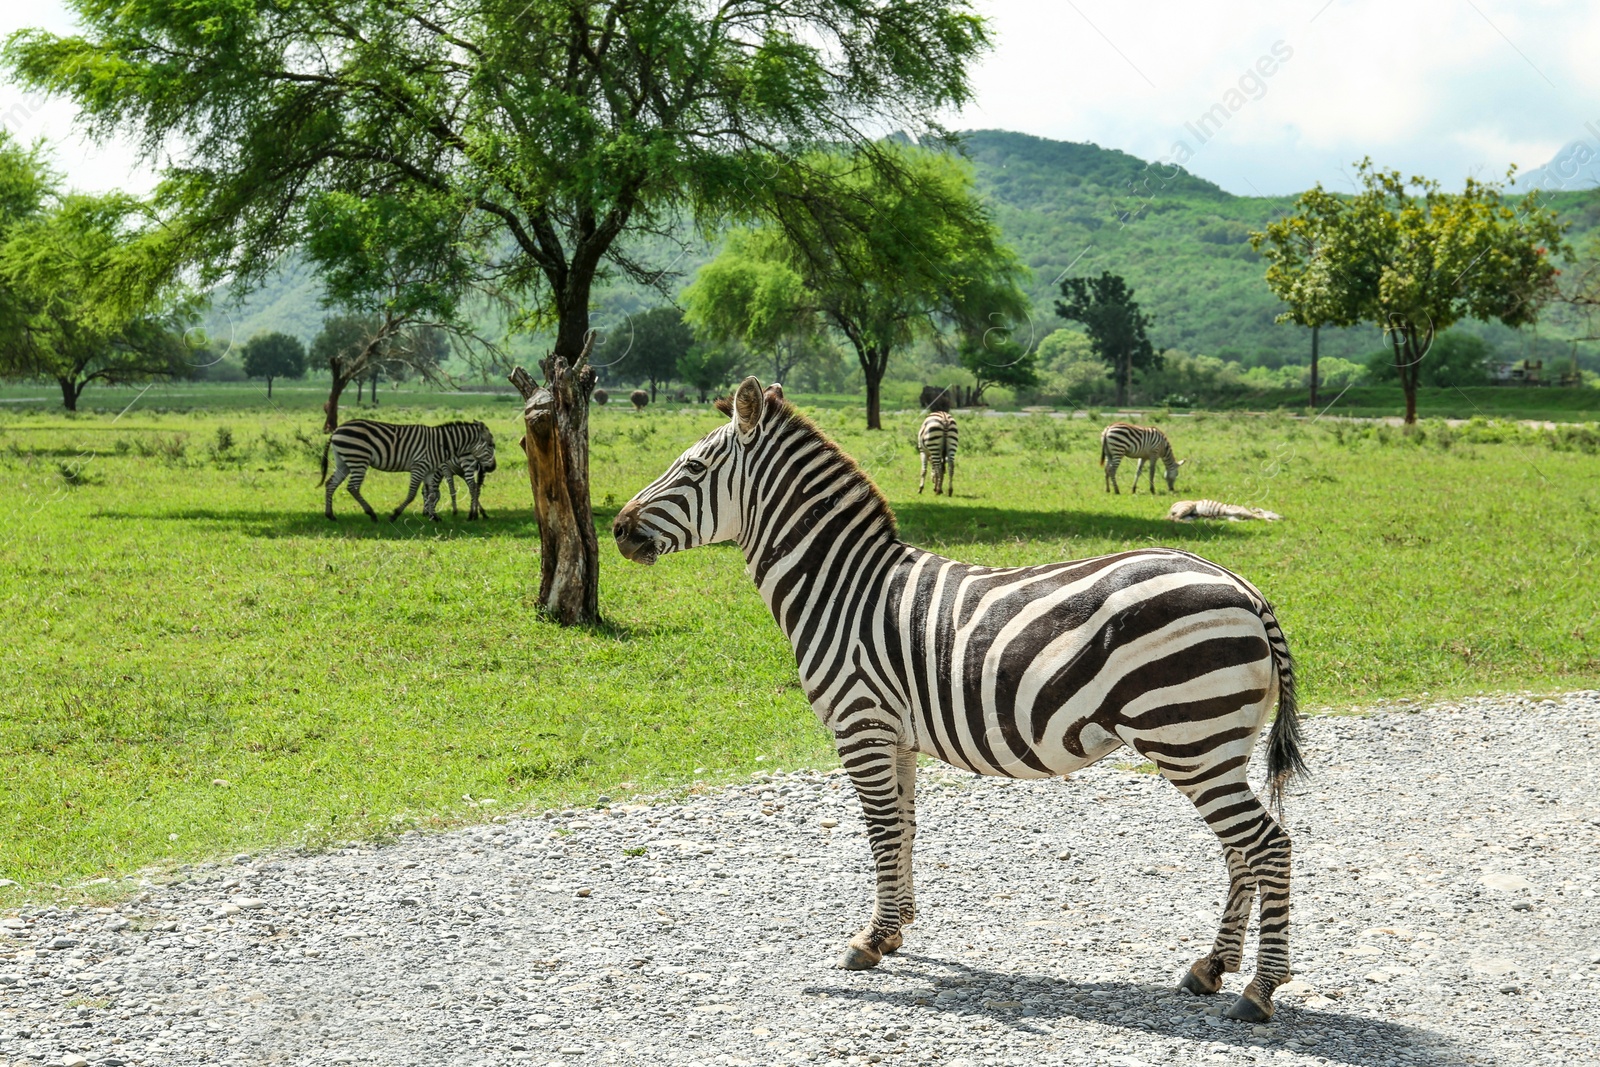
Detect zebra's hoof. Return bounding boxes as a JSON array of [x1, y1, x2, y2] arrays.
[[838, 932, 883, 971], [1223, 991, 1274, 1023], [1178, 961, 1224, 996]]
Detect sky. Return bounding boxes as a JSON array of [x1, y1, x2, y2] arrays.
[[2, 0, 1597, 197]]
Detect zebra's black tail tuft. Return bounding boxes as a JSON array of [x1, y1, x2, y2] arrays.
[[1261, 603, 1308, 814], [1099, 433, 1108, 468], [317, 439, 331, 487]]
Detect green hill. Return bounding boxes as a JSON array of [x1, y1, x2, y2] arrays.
[[205, 129, 1600, 372]]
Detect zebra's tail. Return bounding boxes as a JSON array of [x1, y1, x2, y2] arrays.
[[1259, 601, 1308, 814], [317, 439, 331, 486], [1099, 433, 1108, 468]]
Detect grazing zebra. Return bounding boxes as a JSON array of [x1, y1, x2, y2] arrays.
[[1101, 422, 1184, 494], [319, 419, 497, 522], [614, 378, 1306, 1023], [917, 411, 958, 496]]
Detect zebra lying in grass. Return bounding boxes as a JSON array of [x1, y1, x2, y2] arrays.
[[319, 419, 497, 522], [614, 377, 1307, 1023], [1168, 500, 1281, 523], [917, 411, 958, 495], [1100, 422, 1184, 494]]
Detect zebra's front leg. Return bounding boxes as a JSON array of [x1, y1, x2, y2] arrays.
[[467, 469, 484, 520], [421, 472, 443, 522], [881, 746, 918, 954], [1130, 457, 1145, 495], [837, 734, 908, 971], [390, 469, 425, 522]]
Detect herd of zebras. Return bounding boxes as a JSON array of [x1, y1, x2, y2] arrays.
[[324, 387, 1301, 1024]]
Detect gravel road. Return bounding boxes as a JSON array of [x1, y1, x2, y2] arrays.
[[4, 692, 1599, 1067]]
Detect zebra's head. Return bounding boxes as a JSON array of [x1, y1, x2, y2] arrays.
[[1166, 456, 1185, 491], [613, 377, 780, 566], [471, 422, 497, 474]]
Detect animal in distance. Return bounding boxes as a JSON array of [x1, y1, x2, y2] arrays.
[[1168, 500, 1281, 523], [1100, 422, 1184, 494], [916, 412, 959, 496], [614, 377, 1308, 1022], [319, 419, 497, 522]]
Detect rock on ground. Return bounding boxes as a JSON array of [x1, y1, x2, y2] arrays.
[[3, 692, 1599, 1067]]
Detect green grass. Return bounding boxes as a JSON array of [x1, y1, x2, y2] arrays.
[[2, 394, 1598, 904]]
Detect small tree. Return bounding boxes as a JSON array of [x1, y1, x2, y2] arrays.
[[687, 148, 1029, 429], [621, 307, 694, 402], [676, 344, 743, 402], [1054, 272, 1161, 407], [1254, 160, 1564, 423], [1365, 330, 1490, 388], [241, 331, 306, 398], [0, 191, 192, 410]]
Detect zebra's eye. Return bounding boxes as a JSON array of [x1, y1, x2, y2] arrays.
[[683, 459, 707, 476]]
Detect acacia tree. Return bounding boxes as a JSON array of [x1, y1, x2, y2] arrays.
[[0, 191, 192, 410], [683, 247, 820, 385], [1055, 272, 1160, 407], [8, 0, 991, 623], [685, 148, 1029, 429], [241, 332, 306, 399], [1254, 161, 1564, 423]]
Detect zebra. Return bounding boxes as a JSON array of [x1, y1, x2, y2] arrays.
[[614, 377, 1306, 1023], [917, 411, 958, 496], [1100, 422, 1184, 494], [318, 419, 497, 522]]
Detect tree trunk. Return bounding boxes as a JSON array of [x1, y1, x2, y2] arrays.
[[1115, 353, 1130, 407], [371, 374, 380, 407], [58, 377, 79, 412], [1394, 332, 1420, 426], [1309, 325, 1320, 409], [864, 369, 883, 430], [266, 376, 274, 399], [324, 362, 350, 432], [356, 378, 364, 403], [509, 329, 600, 626], [650, 378, 658, 403]]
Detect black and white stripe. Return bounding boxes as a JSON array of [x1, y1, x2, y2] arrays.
[[1100, 422, 1184, 494], [615, 377, 1305, 1023], [916, 412, 958, 496], [318, 419, 497, 522]]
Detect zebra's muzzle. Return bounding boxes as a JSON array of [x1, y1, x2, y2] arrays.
[[613, 504, 661, 566]]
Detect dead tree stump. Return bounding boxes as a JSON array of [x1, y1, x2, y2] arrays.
[[508, 336, 600, 626]]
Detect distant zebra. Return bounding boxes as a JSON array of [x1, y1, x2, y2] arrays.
[[319, 420, 497, 522], [1100, 422, 1184, 494], [615, 377, 1307, 1023], [917, 411, 958, 495]]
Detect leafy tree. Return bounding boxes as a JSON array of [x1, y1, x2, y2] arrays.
[[0, 191, 193, 410], [1054, 272, 1161, 407], [676, 344, 743, 402], [8, 0, 992, 623], [683, 244, 820, 385], [240, 332, 306, 399], [621, 307, 694, 402], [1253, 160, 1564, 423], [687, 147, 1029, 428], [958, 336, 1038, 403]]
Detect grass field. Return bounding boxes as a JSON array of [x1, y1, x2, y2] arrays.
[[2, 391, 1598, 904]]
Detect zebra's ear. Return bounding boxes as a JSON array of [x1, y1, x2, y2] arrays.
[[733, 376, 765, 443]]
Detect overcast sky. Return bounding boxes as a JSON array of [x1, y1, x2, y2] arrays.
[[2, 0, 1596, 196]]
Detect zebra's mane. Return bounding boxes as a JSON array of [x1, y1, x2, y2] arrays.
[[714, 395, 899, 541]]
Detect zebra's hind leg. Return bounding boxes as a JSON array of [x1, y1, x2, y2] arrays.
[[835, 723, 908, 971], [918, 452, 928, 494], [945, 455, 954, 497], [1105, 460, 1119, 494], [1152, 749, 1292, 1021], [325, 460, 349, 520]]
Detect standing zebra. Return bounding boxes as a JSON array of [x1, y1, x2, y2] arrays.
[[440, 457, 491, 520], [319, 419, 497, 522], [917, 411, 958, 496], [1101, 422, 1184, 494], [615, 378, 1305, 1022]]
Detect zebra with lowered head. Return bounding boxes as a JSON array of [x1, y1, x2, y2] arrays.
[[319, 419, 497, 522], [614, 377, 1307, 1023], [916, 411, 958, 495], [1101, 422, 1184, 494]]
